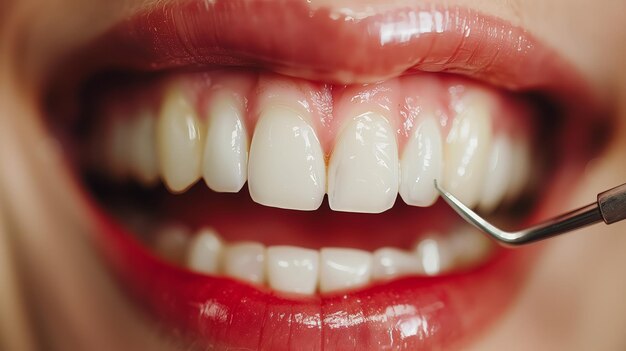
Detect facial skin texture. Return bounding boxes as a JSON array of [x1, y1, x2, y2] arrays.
[[1, 0, 626, 350]]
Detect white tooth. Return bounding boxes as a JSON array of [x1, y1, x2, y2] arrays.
[[202, 92, 248, 193], [248, 105, 326, 210], [413, 234, 453, 276], [400, 117, 443, 207], [479, 135, 514, 213], [186, 228, 224, 274], [448, 227, 493, 267], [129, 109, 159, 186], [266, 246, 319, 295], [506, 137, 531, 202], [443, 95, 493, 208], [106, 117, 131, 180], [153, 225, 189, 264], [223, 242, 265, 284], [157, 85, 202, 193], [372, 247, 423, 281], [328, 112, 399, 213], [319, 248, 372, 293]]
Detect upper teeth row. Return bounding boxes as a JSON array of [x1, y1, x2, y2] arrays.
[[153, 224, 492, 295], [97, 73, 532, 213]]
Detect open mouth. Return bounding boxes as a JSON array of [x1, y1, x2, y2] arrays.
[[45, 1, 611, 349]]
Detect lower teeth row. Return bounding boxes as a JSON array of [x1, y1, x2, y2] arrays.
[[151, 225, 494, 295]]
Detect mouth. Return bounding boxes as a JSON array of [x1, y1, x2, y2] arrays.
[[45, 0, 611, 349]]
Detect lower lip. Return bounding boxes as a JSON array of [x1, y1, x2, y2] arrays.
[[85, 189, 537, 350]]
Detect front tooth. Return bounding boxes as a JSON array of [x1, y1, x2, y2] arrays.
[[413, 234, 453, 276], [186, 228, 224, 274], [129, 109, 159, 186], [202, 91, 249, 193], [400, 117, 443, 207], [479, 135, 514, 212], [248, 105, 326, 210], [266, 246, 319, 295], [443, 94, 493, 208], [328, 112, 399, 213], [372, 247, 423, 281], [223, 242, 266, 284], [319, 248, 372, 293], [157, 85, 202, 193]]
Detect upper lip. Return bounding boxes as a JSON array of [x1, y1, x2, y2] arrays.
[[55, 0, 610, 349]]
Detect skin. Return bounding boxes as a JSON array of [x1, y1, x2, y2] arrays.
[[0, 0, 625, 350]]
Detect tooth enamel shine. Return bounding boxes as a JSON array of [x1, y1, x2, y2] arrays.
[[266, 246, 319, 294], [320, 248, 373, 293], [400, 116, 443, 207], [186, 228, 224, 274], [202, 91, 249, 193], [328, 112, 399, 213], [248, 105, 326, 211], [443, 94, 493, 208], [223, 242, 266, 285], [157, 85, 203, 193]]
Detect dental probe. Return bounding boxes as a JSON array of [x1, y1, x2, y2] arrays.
[[434, 181, 626, 246]]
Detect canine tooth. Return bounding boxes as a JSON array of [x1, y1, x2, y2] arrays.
[[413, 234, 453, 276], [400, 117, 443, 207], [248, 106, 326, 210], [328, 112, 399, 213], [186, 228, 223, 274], [319, 248, 372, 293], [153, 225, 189, 264], [479, 135, 514, 212], [266, 246, 319, 295], [223, 242, 266, 284], [506, 137, 531, 202], [129, 110, 159, 186], [202, 92, 248, 192], [157, 85, 202, 193], [372, 248, 423, 281], [448, 228, 493, 266], [443, 94, 493, 208]]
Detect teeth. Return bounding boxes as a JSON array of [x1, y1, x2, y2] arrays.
[[372, 247, 422, 281], [153, 225, 189, 264], [479, 135, 514, 212], [157, 85, 203, 193], [443, 94, 493, 208], [266, 246, 319, 294], [202, 91, 249, 193], [186, 228, 223, 274], [128, 109, 159, 186], [328, 112, 399, 213], [168, 224, 494, 294], [399, 116, 443, 207], [413, 234, 453, 276], [448, 228, 493, 267], [223, 242, 266, 285], [319, 248, 373, 293], [248, 105, 326, 210]]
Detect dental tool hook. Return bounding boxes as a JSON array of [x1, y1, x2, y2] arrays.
[[434, 181, 626, 246]]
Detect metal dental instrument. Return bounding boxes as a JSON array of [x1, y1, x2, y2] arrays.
[[434, 181, 626, 246]]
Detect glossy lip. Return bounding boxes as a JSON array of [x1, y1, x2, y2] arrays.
[[64, 0, 604, 349]]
